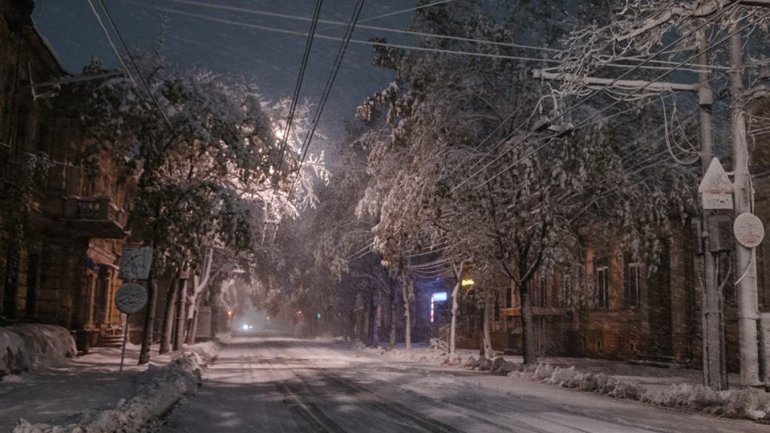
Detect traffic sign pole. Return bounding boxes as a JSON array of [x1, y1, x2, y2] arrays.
[[119, 315, 129, 372]]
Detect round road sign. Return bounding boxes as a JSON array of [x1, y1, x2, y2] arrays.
[[115, 283, 148, 314], [734, 212, 765, 248]]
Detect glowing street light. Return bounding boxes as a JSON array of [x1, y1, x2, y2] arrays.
[[461, 279, 475, 286]]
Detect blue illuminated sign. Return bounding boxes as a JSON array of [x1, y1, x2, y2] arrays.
[[432, 292, 448, 302]]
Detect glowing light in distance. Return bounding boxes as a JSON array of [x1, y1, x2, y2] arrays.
[[431, 292, 448, 302], [461, 279, 475, 286]]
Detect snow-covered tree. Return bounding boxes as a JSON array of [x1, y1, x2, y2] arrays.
[[356, 0, 697, 363], [68, 54, 291, 363]]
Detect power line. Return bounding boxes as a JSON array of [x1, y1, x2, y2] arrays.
[[275, 0, 324, 178], [478, 11, 753, 190], [153, 0, 728, 73], [458, 3, 738, 190], [358, 0, 456, 23], [288, 0, 366, 200], [158, 0, 560, 53], [98, 0, 173, 131], [149, 6, 563, 65], [452, 2, 741, 191], [126, 1, 738, 76], [85, 0, 138, 87]]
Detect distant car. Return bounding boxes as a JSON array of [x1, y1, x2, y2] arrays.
[[233, 323, 256, 335]]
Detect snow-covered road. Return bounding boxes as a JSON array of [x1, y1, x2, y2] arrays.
[[163, 336, 767, 433]]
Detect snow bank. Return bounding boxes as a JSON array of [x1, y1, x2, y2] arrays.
[[640, 384, 770, 420], [544, 365, 644, 400], [182, 340, 218, 366], [543, 365, 768, 421], [11, 343, 218, 433], [0, 324, 76, 376], [367, 346, 770, 422]]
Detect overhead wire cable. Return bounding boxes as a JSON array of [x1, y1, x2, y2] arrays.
[[454, 2, 739, 188], [158, 0, 561, 53], [85, 0, 138, 87], [261, 0, 324, 245], [477, 10, 753, 190], [152, 0, 728, 73], [275, 0, 324, 180], [97, 0, 173, 131], [137, 3, 734, 73], [288, 0, 366, 200], [452, 1, 741, 192]]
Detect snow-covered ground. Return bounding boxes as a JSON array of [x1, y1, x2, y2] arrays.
[[163, 335, 768, 433], [371, 346, 770, 422], [0, 340, 217, 432]]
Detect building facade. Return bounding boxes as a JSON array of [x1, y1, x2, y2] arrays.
[[0, 0, 131, 350]]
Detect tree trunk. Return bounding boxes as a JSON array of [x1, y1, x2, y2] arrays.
[[389, 282, 397, 348], [173, 278, 187, 351], [186, 248, 214, 340], [374, 288, 382, 346], [450, 261, 464, 354], [520, 283, 537, 364], [482, 289, 493, 359], [159, 275, 179, 354], [363, 291, 372, 345], [187, 297, 201, 344], [138, 274, 157, 365], [402, 283, 411, 350]]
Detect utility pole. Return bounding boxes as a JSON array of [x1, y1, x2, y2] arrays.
[[696, 30, 729, 391], [728, 23, 763, 387]]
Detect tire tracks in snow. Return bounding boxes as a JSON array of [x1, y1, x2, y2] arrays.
[[252, 342, 348, 433], [284, 341, 666, 433]]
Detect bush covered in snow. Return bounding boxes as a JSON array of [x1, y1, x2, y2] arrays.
[[0, 324, 76, 377]]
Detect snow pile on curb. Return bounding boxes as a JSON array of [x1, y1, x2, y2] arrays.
[[544, 365, 644, 400], [183, 341, 218, 367], [641, 384, 770, 420], [544, 364, 769, 421], [12, 348, 212, 433], [369, 347, 770, 422], [1, 324, 76, 376], [373, 347, 480, 368]]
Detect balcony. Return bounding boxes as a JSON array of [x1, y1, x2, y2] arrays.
[[63, 196, 128, 239]]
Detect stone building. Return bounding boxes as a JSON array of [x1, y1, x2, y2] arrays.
[[0, 0, 132, 350]]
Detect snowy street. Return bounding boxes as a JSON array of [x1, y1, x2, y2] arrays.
[[163, 336, 766, 433]]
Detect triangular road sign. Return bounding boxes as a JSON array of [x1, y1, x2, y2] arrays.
[[698, 157, 733, 194]]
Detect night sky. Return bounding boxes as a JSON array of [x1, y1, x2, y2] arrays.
[[32, 0, 421, 145]]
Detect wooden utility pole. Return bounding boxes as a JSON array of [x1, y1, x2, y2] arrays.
[[696, 30, 728, 390], [533, 47, 733, 388], [728, 23, 763, 387]]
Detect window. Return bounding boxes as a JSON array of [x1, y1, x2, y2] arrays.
[[595, 257, 609, 309], [624, 253, 643, 309], [538, 273, 548, 307], [561, 271, 571, 308]]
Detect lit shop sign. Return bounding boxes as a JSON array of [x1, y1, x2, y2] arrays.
[[432, 292, 448, 302], [430, 291, 448, 323]]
